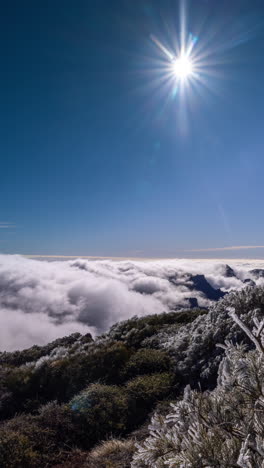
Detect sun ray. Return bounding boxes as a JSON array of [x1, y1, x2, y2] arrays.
[[150, 34, 174, 61]]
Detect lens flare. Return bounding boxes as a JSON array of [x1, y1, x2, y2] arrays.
[[141, 0, 257, 132], [172, 55, 193, 80]]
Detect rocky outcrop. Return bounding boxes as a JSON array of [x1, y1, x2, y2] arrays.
[[189, 274, 226, 301]]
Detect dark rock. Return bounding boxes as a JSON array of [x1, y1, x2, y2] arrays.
[[223, 265, 236, 278], [250, 269, 264, 279], [189, 297, 199, 308], [189, 274, 226, 301], [243, 278, 256, 287]]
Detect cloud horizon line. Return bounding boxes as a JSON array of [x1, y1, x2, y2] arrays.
[[185, 245, 264, 252]]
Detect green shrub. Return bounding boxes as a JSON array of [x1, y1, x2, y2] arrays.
[[0, 409, 79, 467], [41, 341, 132, 401], [86, 341, 132, 384], [69, 384, 129, 446], [0, 341, 132, 421], [0, 429, 39, 468], [49, 449, 89, 467], [122, 348, 172, 380], [0, 413, 57, 467], [87, 438, 135, 468], [126, 372, 174, 403], [37, 401, 80, 447], [0, 366, 42, 417], [125, 372, 175, 427], [33, 356, 84, 404]]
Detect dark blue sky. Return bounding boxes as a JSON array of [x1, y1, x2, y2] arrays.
[[1, 0, 264, 257]]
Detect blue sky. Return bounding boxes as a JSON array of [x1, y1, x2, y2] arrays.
[[1, 0, 264, 258]]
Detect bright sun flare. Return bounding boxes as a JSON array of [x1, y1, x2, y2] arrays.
[[172, 55, 193, 79]]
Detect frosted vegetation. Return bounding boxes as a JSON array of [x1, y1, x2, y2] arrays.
[[132, 290, 264, 468], [0, 286, 263, 466]]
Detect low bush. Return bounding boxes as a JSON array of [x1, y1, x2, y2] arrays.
[[126, 372, 174, 403], [50, 449, 89, 468], [0, 340, 133, 420], [122, 348, 172, 380], [0, 429, 39, 468], [0, 366, 42, 418], [126, 372, 175, 427], [87, 438, 135, 468], [0, 408, 83, 467], [69, 384, 129, 446], [37, 401, 80, 447], [0, 413, 57, 467], [36, 341, 132, 402], [86, 341, 132, 384]]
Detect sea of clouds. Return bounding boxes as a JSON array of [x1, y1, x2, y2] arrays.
[[0, 254, 264, 351]]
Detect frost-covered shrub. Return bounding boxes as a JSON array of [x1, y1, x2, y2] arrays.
[[132, 305, 264, 467], [146, 286, 264, 389], [39, 340, 132, 400], [0, 332, 92, 367], [0, 307, 207, 421], [0, 339, 133, 420], [108, 310, 206, 348]]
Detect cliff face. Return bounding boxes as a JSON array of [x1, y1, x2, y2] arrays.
[[188, 274, 226, 300]]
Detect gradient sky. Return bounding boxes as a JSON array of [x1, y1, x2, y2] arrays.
[[2, 0, 264, 258]]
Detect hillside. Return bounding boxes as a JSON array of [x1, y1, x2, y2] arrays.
[[0, 286, 263, 467]]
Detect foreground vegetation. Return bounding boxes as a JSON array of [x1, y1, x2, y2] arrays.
[[0, 287, 263, 467]]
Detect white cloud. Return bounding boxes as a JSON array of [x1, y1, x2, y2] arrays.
[[0, 307, 89, 352], [0, 254, 263, 351]]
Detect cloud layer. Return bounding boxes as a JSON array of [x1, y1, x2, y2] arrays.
[[0, 255, 263, 351], [185, 246, 264, 252]]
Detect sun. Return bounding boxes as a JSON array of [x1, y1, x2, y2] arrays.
[[172, 54, 193, 80]]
